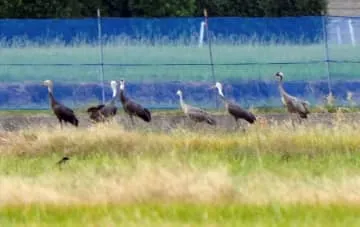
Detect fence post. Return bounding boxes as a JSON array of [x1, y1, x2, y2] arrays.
[[322, 15, 332, 96], [336, 25, 342, 45], [203, 9, 218, 109], [198, 21, 206, 47], [97, 8, 105, 104], [348, 18, 356, 46]]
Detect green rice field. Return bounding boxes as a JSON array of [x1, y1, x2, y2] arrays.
[[1, 39, 360, 82]]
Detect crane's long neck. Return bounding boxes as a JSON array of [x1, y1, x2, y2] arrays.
[[119, 88, 127, 104], [217, 87, 227, 102], [277, 77, 287, 97], [47, 87, 57, 108], [110, 86, 117, 104], [178, 94, 186, 111]]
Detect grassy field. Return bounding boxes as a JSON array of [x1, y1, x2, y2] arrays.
[[1, 115, 360, 226], [1, 39, 360, 82], [0, 105, 356, 117]]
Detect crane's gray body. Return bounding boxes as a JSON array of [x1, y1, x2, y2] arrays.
[[276, 72, 310, 119], [177, 90, 216, 125]]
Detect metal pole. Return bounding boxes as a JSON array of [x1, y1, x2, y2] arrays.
[[348, 18, 356, 46], [322, 15, 332, 96], [97, 8, 105, 104], [203, 9, 218, 109]]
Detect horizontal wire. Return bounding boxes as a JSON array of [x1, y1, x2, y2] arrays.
[[0, 60, 358, 66]]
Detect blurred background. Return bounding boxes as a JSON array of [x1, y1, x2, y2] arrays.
[[0, 0, 359, 110]]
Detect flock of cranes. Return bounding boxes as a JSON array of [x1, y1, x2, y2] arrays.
[[42, 71, 311, 129]]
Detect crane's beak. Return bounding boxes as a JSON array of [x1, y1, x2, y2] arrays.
[[208, 85, 216, 90]]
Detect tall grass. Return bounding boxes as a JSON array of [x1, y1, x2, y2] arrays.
[[0, 36, 359, 82], [0, 118, 360, 205], [1, 117, 360, 225]]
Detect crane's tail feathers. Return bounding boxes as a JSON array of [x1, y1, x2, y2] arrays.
[[246, 113, 257, 124], [144, 108, 151, 122], [137, 108, 151, 122], [72, 116, 79, 127], [87, 105, 105, 113], [247, 117, 256, 124], [206, 116, 217, 125], [299, 113, 308, 119]]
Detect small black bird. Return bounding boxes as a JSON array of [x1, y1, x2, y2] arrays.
[[57, 156, 70, 166]]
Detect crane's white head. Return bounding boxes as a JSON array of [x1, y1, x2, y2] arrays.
[[274, 72, 284, 81], [215, 82, 222, 90], [111, 80, 117, 90], [43, 80, 53, 93], [176, 90, 182, 97], [43, 80, 53, 87], [110, 80, 117, 88], [119, 79, 125, 90], [110, 80, 117, 96], [211, 82, 224, 97]]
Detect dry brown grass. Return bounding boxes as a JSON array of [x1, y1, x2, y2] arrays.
[[2, 166, 360, 206], [0, 116, 359, 156], [0, 164, 234, 206], [0, 119, 360, 206]]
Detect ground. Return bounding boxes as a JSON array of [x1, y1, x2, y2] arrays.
[[0, 110, 356, 131]]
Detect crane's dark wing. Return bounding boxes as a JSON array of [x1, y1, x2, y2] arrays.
[[228, 102, 256, 123], [87, 104, 117, 122], [87, 104, 105, 113], [125, 101, 151, 122], [54, 104, 79, 126], [100, 105, 117, 117], [187, 106, 216, 125]]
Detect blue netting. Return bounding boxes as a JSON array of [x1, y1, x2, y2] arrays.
[[0, 16, 359, 109]]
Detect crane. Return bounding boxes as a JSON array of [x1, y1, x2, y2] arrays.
[[119, 79, 151, 125], [211, 82, 256, 129], [176, 89, 216, 125], [87, 80, 118, 123], [43, 80, 79, 128], [274, 72, 310, 121]]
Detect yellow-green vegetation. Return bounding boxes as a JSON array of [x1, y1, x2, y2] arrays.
[[1, 43, 360, 82], [1, 117, 360, 226]]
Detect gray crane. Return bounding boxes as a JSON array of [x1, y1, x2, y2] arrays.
[[211, 82, 256, 129], [87, 80, 118, 123], [176, 90, 216, 125], [274, 72, 310, 120], [43, 80, 79, 128], [119, 79, 151, 126]]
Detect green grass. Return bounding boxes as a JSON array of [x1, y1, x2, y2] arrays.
[[2, 203, 360, 226], [1, 40, 360, 82], [1, 117, 360, 225]]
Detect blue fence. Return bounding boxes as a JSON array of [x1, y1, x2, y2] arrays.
[[0, 16, 323, 44], [0, 16, 360, 110]]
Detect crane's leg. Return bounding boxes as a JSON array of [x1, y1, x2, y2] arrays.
[[235, 119, 240, 131], [58, 119, 63, 130], [129, 115, 135, 127], [234, 119, 245, 132], [191, 121, 197, 130], [297, 115, 303, 125], [189, 120, 198, 131], [290, 114, 296, 129]]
